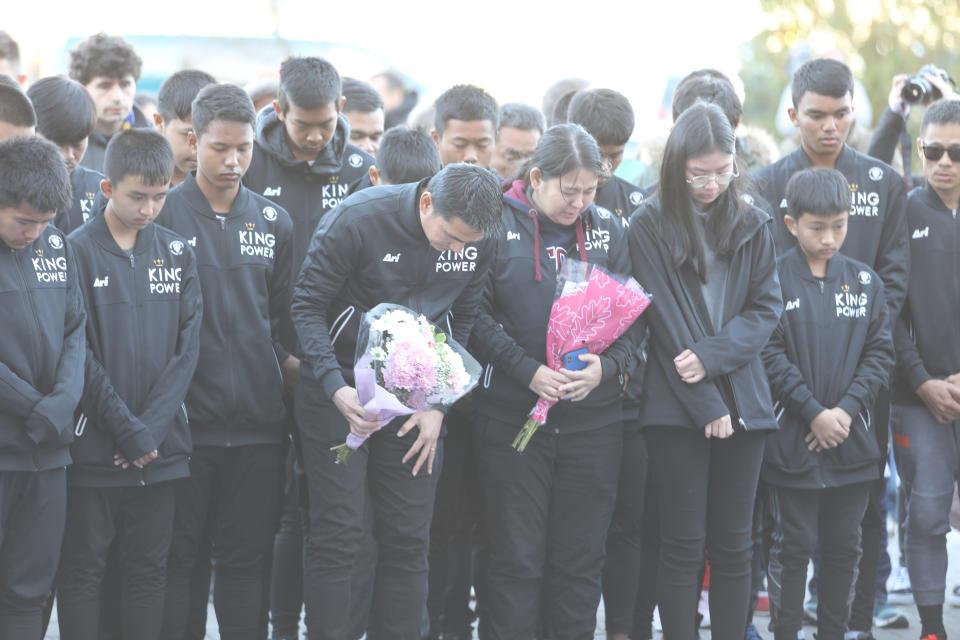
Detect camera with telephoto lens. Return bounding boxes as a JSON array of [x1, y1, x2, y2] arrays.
[[900, 65, 957, 105]]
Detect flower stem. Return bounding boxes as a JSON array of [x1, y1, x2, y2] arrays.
[[512, 419, 540, 452], [330, 443, 355, 465]]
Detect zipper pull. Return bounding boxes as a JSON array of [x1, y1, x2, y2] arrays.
[[219, 217, 226, 231], [818, 279, 824, 293], [129, 253, 135, 269]]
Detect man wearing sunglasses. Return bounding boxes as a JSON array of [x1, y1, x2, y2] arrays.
[[889, 98, 960, 640], [756, 58, 909, 640]]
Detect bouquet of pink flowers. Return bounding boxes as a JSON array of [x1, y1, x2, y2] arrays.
[[331, 303, 482, 463]]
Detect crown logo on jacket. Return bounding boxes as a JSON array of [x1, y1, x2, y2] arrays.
[[34, 249, 43, 256], [245, 222, 256, 231], [154, 258, 164, 267], [841, 284, 850, 293], [848, 183, 858, 191]]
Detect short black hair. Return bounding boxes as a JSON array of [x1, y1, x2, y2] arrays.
[[921, 98, 960, 134], [499, 102, 545, 135], [0, 137, 71, 213], [103, 128, 174, 187], [0, 83, 36, 128], [158, 70, 216, 123], [549, 90, 577, 127], [568, 88, 635, 147], [520, 123, 603, 187], [342, 77, 383, 114], [377, 127, 441, 185], [791, 58, 854, 108], [68, 33, 143, 86], [785, 168, 849, 220], [0, 74, 19, 89], [672, 69, 742, 129], [27, 76, 97, 144], [191, 83, 256, 138], [426, 163, 502, 234], [433, 85, 499, 136], [0, 31, 20, 74], [542, 78, 589, 127], [277, 56, 341, 114]]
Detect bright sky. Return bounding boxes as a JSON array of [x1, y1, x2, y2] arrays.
[[9, 0, 772, 121]]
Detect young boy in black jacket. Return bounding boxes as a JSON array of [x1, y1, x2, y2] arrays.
[[58, 128, 202, 639], [154, 69, 216, 187], [890, 98, 960, 640], [762, 168, 895, 640], [0, 136, 83, 637], [156, 82, 294, 640]]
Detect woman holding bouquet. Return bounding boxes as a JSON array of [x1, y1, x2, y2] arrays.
[[470, 123, 645, 640], [627, 102, 782, 640]]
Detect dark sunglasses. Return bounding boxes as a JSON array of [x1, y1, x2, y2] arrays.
[[921, 143, 960, 162]]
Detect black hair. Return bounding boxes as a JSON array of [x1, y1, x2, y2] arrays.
[[0, 137, 71, 213], [68, 33, 142, 85], [191, 83, 256, 138], [0, 83, 36, 128], [376, 126, 441, 185], [519, 123, 603, 188], [791, 58, 854, 108], [158, 70, 216, 123], [542, 78, 589, 127], [921, 98, 960, 134], [499, 102, 545, 135], [27, 76, 97, 144], [342, 77, 383, 114], [549, 90, 577, 127], [277, 56, 341, 114], [659, 102, 746, 281], [672, 69, 742, 129], [568, 88, 635, 147], [371, 70, 406, 92], [433, 85, 499, 136], [785, 168, 849, 220], [0, 31, 20, 73], [103, 128, 174, 186], [426, 163, 503, 234]]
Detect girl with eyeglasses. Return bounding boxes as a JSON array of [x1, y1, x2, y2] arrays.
[[627, 102, 783, 639]]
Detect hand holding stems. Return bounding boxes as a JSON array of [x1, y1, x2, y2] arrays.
[[557, 353, 604, 402], [675, 349, 706, 384], [332, 385, 382, 438], [805, 407, 852, 452], [529, 365, 573, 403], [917, 378, 960, 424], [114, 449, 158, 469], [398, 409, 443, 476]]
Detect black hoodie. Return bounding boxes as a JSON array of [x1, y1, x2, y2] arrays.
[[628, 196, 782, 432], [156, 174, 294, 446], [762, 247, 893, 489], [291, 181, 496, 402], [0, 225, 86, 471], [469, 180, 643, 433], [55, 165, 106, 234], [893, 183, 960, 405], [68, 212, 203, 486], [754, 144, 909, 325]]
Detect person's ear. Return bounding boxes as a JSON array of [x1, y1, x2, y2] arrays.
[[419, 190, 433, 217], [152, 112, 164, 132], [784, 214, 799, 238], [338, 96, 346, 112], [272, 100, 283, 120], [529, 166, 543, 190], [188, 131, 198, 156], [788, 108, 799, 127], [100, 179, 114, 200], [430, 129, 440, 148], [916, 136, 924, 161], [368, 166, 381, 186]]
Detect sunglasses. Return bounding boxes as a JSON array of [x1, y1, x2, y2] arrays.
[[921, 143, 960, 162]]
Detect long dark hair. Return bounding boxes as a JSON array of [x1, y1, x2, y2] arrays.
[[658, 102, 746, 281], [519, 123, 603, 188]]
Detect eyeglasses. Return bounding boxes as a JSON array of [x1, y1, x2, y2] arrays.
[[685, 169, 740, 188], [921, 143, 960, 163]]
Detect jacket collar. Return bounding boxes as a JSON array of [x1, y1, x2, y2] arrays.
[[179, 172, 251, 220], [783, 244, 844, 282], [87, 203, 157, 257], [254, 106, 351, 174], [917, 180, 957, 213]]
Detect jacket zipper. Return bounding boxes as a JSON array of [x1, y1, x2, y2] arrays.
[[220, 215, 236, 441], [130, 252, 141, 436], [13, 249, 43, 380]]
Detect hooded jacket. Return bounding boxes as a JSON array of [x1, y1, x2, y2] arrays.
[[0, 225, 86, 471], [762, 247, 893, 489], [56, 165, 106, 234], [292, 181, 496, 402], [628, 196, 782, 432], [469, 180, 643, 433], [755, 144, 909, 325], [893, 183, 960, 405], [156, 173, 293, 446], [80, 104, 152, 173], [67, 212, 202, 486]]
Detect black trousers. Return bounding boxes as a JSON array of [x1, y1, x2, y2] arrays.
[[270, 438, 306, 638], [766, 482, 870, 640], [57, 482, 176, 640], [476, 415, 622, 640], [161, 444, 284, 640], [0, 467, 66, 638], [601, 424, 648, 636], [646, 425, 765, 640], [295, 376, 439, 640]]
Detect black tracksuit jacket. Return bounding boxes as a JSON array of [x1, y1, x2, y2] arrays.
[[469, 182, 643, 433], [628, 196, 783, 431], [755, 144, 909, 325], [0, 226, 86, 470], [893, 183, 960, 405], [291, 180, 496, 402], [55, 165, 106, 234], [156, 174, 294, 446], [68, 213, 203, 486], [761, 247, 894, 489], [594, 175, 647, 229]]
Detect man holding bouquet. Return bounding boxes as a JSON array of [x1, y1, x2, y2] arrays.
[[290, 162, 503, 640]]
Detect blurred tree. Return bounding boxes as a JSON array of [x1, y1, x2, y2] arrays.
[[740, 0, 960, 141]]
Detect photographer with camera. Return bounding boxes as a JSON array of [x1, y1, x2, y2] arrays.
[[867, 66, 958, 187]]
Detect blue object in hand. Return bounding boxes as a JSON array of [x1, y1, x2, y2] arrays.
[[562, 347, 589, 371]]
